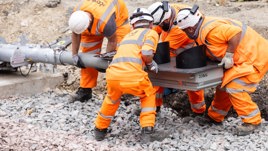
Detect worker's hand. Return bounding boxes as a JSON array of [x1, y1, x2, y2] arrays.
[[72, 54, 85, 68], [218, 52, 234, 69], [146, 60, 158, 73]]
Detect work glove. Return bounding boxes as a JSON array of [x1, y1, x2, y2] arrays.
[[146, 60, 158, 73], [218, 52, 234, 69], [95, 50, 116, 61], [72, 54, 85, 68]]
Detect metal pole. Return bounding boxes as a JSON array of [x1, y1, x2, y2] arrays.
[[0, 44, 109, 69]]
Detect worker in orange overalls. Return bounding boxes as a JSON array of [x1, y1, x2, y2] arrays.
[[147, 1, 206, 115], [68, 0, 131, 102], [177, 5, 268, 136], [94, 8, 160, 142]]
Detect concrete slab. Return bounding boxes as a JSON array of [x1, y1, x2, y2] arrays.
[[0, 71, 64, 99]]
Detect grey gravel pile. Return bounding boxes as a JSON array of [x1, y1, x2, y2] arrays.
[[0, 90, 268, 151]]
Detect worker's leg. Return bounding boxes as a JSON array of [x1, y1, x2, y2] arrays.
[[187, 90, 206, 114], [71, 34, 103, 102], [226, 76, 261, 125], [155, 86, 164, 110], [207, 85, 232, 122], [95, 80, 122, 129]]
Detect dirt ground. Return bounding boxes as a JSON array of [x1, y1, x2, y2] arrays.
[[0, 0, 268, 119]]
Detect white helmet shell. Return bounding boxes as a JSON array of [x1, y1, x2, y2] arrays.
[[130, 8, 154, 25], [148, 2, 171, 25], [176, 9, 202, 29], [68, 10, 91, 34]]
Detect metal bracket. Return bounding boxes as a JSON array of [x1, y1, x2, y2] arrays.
[[10, 47, 29, 67]]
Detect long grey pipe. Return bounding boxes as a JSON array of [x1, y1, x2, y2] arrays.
[[0, 44, 109, 69]]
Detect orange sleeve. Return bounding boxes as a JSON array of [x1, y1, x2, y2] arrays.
[[208, 24, 241, 43], [164, 27, 192, 50], [152, 26, 162, 35], [141, 30, 159, 53]]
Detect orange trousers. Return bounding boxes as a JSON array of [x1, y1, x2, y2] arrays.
[[80, 24, 131, 88], [95, 77, 156, 129], [208, 73, 262, 125], [155, 86, 206, 114]]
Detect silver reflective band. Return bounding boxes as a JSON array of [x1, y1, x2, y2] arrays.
[[141, 107, 156, 113]]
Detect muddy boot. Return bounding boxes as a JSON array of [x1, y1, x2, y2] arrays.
[[195, 115, 222, 126], [236, 123, 261, 136], [141, 126, 154, 143], [70, 87, 92, 103], [94, 127, 107, 141]]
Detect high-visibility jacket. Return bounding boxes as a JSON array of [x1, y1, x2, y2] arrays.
[[153, 4, 205, 113], [153, 4, 195, 56], [106, 28, 159, 81], [196, 16, 268, 87], [74, 0, 129, 52]]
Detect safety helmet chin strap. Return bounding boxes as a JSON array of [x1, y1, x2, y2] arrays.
[[193, 17, 204, 45]]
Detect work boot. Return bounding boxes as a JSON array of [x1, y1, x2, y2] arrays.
[[236, 123, 261, 136], [191, 112, 204, 118], [141, 126, 154, 143], [94, 127, 107, 141], [70, 87, 92, 103], [195, 115, 222, 126]]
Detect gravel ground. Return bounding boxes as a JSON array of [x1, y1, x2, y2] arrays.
[[1, 0, 268, 150], [0, 87, 268, 150]]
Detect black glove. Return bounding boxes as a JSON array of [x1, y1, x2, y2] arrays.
[[72, 54, 85, 68]]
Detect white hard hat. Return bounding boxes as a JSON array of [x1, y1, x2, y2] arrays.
[[130, 8, 154, 25], [147, 1, 171, 25], [176, 9, 202, 29], [68, 10, 91, 34]]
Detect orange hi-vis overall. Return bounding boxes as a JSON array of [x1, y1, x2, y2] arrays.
[[95, 28, 160, 129], [153, 4, 205, 114], [74, 0, 131, 88], [196, 16, 268, 124]]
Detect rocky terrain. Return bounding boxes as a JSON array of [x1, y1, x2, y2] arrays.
[[0, 0, 268, 150]]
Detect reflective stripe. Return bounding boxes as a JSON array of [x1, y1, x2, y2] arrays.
[[81, 49, 101, 54], [199, 19, 217, 45], [239, 23, 247, 43], [141, 50, 153, 55], [111, 99, 120, 104], [119, 40, 139, 45], [226, 78, 258, 94], [240, 108, 260, 119], [226, 19, 247, 43], [211, 105, 228, 116], [96, 0, 118, 35], [141, 107, 156, 113], [99, 111, 113, 119], [232, 78, 258, 88], [81, 41, 102, 48], [119, 29, 150, 47], [226, 88, 245, 93], [144, 39, 154, 47], [110, 57, 142, 65], [190, 101, 205, 110]]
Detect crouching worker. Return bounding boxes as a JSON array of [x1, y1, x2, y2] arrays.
[[177, 5, 268, 136], [94, 8, 160, 142]]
